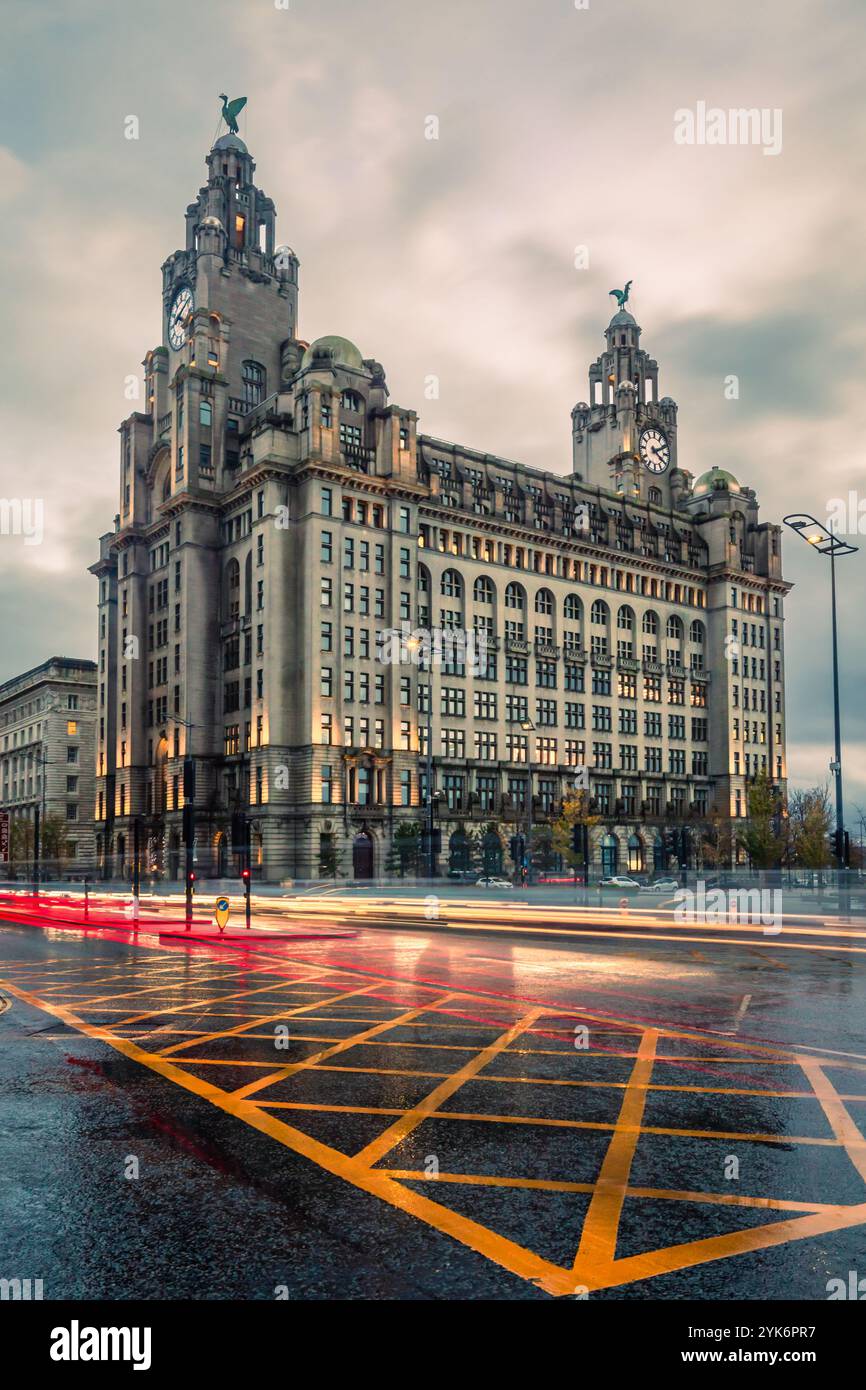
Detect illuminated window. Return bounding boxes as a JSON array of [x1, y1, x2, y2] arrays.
[[66, 720, 78, 735]]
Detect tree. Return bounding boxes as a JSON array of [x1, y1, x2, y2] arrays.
[[788, 786, 832, 869], [385, 822, 422, 878], [318, 838, 344, 879], [700, 803, 735, 869], [737, 772, 784, 870], [551, 791, 601, 874]]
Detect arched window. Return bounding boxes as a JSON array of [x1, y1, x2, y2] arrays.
[[225, 558, 241, 619], [341, 389, 363, 412], [440, 568, 463, 598], [244, 551, 253, 616], [642, 610, 658, 636], [591, 599, 609, 625], [627, 834, 645, 874], [690, 619, 705, 644], [505, 582, 526, 610], [474, 576, 494, 604], [564, 594, 582, 621], [601, 833, 619, 877], [242, 360, 266, 410], [418, 564, 430, 594], [617, 605, 634, 631], [535, 588, 554, 615], [648, 486, 662, 505], [666, 615, 683, 640]]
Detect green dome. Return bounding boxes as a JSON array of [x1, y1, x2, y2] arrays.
[[301, 335, 364, 371], [693, 466, 741, 496], [212, 133, 249, 155]]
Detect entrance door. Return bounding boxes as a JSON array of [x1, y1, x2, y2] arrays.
[[353, 832, 374, 879], [601, 833, 619, 878]]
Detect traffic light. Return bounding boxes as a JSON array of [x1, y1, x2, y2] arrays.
[[187, 870, 196, 887], [231, 810, 247, 848], [833, 828, 850, 866], [241, 866, 251, 884], [183, 757, 196, 802], [182, 804, 195, 845]]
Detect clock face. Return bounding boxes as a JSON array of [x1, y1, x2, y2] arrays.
[[168, 286, 193, 350], [639, 426, 670, 474]]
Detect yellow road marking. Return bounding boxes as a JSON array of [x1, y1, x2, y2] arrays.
[[800, 1058, 866, 1183], [157, 981, 387, 1056], [353, 1008, 547, 1169], [381, 1169, 849, 1215], [574, 1030, 659, 1269], [230, 992, 462, 1100]]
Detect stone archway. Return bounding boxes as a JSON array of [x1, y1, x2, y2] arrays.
[[481, 829, 503, 876], [627, 833, 645, 874], [213, 830, 228, 878], [352, 831, 374, 880], [601, 832, 619, 878]]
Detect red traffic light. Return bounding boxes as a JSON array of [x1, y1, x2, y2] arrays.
[[187, 871, 196, 883], [241, 868, 251, 882]]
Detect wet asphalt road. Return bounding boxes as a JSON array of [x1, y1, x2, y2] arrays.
[[1, 912, 865, 1301]]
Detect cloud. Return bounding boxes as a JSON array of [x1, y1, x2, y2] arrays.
[[1, 0, 864, 816]]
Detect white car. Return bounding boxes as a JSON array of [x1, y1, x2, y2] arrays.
[[598, 875, 642, 890], [638, 878, 680, 894], [475, 876, 514, 889]]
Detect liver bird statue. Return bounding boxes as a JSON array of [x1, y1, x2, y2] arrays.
[[609, 280, 633, 310], [218, 94, 247, 135]]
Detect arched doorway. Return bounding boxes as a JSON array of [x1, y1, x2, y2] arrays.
[[601, 833, 619, 878], [481, 829, 503, 876], [214, 831, 228, 878], [352, 831, 374, 879], [153, 736, 169, 814], [627, 833, 645, 874], [449, 828, 472, 875]]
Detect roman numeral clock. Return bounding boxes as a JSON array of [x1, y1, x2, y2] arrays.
[[639, 425, 670, 473]]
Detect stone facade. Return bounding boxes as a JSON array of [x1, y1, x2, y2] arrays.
[[0, 657, 98, 871], [92, 133, 789, 883]]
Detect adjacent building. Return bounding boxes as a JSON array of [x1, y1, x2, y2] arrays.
[[92, 130, 789, 882], [0, 657, 98, 871]]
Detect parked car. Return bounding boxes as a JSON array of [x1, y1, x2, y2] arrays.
[[475, 875, 514, 889], [638, 878, 680, 894], [598, 875, 642, 890]]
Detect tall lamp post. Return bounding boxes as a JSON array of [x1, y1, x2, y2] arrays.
[[783, 513, 858, 885], [518, 718, 536, 884], [407, 635, 435, 880]]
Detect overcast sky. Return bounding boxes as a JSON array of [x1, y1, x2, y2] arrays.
[[1, 0, 864, 822]]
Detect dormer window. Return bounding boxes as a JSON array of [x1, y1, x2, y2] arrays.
[[341, 390, 363, 412]]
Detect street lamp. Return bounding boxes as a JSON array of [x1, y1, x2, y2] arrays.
[[516, 717, 535, 884], [783, 513, 858, 879], [406, 635, 435, 880]]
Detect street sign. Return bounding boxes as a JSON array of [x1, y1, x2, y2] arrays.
[[0, 811, 9, 864], [214, 896, 230, 932]]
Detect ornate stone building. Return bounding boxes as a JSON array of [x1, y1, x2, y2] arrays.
[[92, 130, 789, 882], [0, 657, 97, 871]]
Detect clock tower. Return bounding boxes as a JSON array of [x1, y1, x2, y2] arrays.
[[571, 302, 681, 507]]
